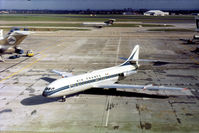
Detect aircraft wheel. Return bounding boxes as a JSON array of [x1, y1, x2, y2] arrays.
[[61, 96, 66, 102]]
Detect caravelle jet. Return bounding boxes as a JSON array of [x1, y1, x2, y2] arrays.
[[0, 29, 30, 61], [42, 45, 187, 102], [82, 19, 116, 28]]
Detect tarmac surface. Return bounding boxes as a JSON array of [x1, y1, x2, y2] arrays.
[[0, 25, 199, 133]]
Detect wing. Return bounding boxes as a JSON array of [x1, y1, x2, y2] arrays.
[[94, 84, 187, 90], [52, 70, 73, 78]]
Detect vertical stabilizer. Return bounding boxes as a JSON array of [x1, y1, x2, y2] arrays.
[[121, 45, 139, 66], [4, 30, 30, 47]]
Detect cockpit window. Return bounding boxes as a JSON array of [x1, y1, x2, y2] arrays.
[[45, 87, 54, 91]]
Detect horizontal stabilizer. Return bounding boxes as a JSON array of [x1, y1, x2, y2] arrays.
[[120, 58, 164, 62], [120, 56, 170, 66], [130, 59, 167, 62]]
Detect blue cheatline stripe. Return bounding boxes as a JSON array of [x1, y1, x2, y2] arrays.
[[44, 73, 119, 96], [45, 85, 70, 96]]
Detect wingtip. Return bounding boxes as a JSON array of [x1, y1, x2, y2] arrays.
[[183, 88, 188, 90]]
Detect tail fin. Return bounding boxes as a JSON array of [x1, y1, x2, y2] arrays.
[[104, 19, 116, 25], [196, 16, 199, 31], [4, 30, 30, 46], [0, 29, 3, 40], [121, 45, 139, 66]]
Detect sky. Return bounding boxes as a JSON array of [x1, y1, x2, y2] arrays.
[[0, 0, 199, 10]]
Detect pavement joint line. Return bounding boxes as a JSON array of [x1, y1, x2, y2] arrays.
[[0, 42, 59, 83], [115, 37, 121, 65], [97, 96, 108, 132], [105, 96, 112, 127]]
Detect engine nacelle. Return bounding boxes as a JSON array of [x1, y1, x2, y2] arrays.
[[123, 71, 137, 77], [118, 71, 137, 81]]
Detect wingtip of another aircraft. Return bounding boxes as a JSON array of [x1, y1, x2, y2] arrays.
[[183, 88, 188, 90]]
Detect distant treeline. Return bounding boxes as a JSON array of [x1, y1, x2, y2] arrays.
[[1, 9, 199, 15]]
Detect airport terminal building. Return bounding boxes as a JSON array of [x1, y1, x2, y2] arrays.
[[144, 10, 169, 16]]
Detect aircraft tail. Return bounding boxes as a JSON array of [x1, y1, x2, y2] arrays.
[[121, 45, 139, 66], [0, 29, 3, 40], [104, 19, 116, 25], [4, 30, 30, 47]]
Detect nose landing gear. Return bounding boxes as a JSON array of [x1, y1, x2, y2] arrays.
[[61, 96, 66, 102]]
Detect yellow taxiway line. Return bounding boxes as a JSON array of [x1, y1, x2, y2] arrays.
[[0, 54, 47, 83], [0, 42, 58, 83]]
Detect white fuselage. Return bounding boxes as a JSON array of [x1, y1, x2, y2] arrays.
[[42, 64, 137, 98]]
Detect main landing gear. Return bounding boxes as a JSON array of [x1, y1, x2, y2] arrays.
[[61, 96, 66, 102]]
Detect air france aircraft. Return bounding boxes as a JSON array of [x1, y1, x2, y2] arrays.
[[42, 45, 187, 101], [82, 19, 116, 28], [0, 29, 30, 61]]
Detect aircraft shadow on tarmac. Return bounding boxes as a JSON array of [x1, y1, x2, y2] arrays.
[[21, 95, 61, 106], [152, 61, 197, 66], [83, 88, 169, 98], [21, 88, 168, 106]]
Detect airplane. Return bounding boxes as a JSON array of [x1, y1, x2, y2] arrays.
[[42, 45, 187, 102], [0, 29, 30, 61], [180, 16, 199, 44], [82, 19, 116, 28]]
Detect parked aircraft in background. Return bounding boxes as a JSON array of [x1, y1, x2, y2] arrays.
[[0, 29, 30, 61], [42, 45, 187, 102], [180, 16, 199, 44], [82, 19, 116, 28]]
